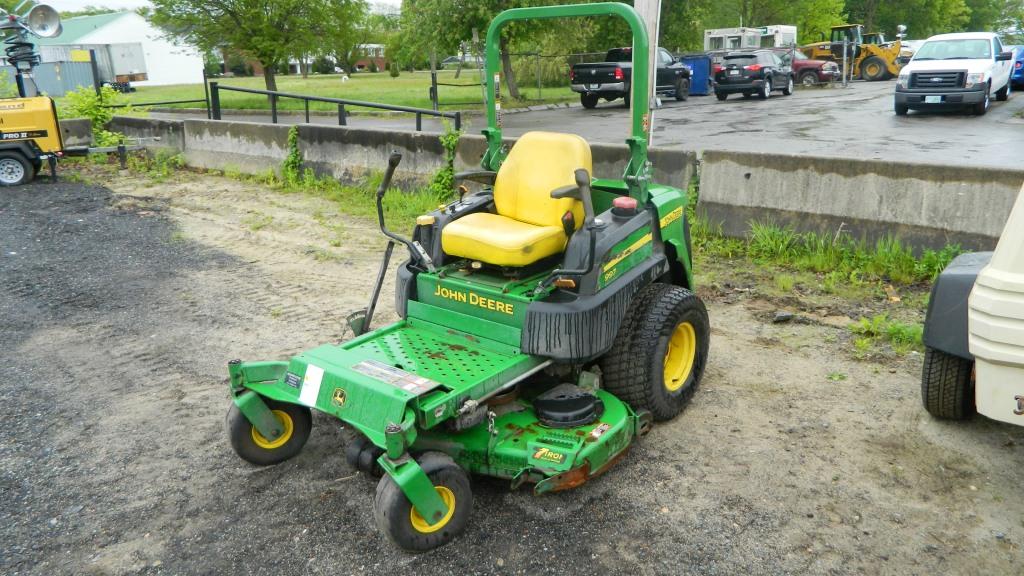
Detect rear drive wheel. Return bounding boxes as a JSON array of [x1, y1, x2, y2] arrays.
[[798, 70, 819, 86], [759, 79, 772, 99], [226, 398, 312, 465], [995, 81, 1010, 102], [374, 452, 472, 552], [921, 346, 975, 420], [782, 76, 794, 95], [894, 102, 909, 116], [0, 152, 32, 187], [674, 77, 690, 101], [580, 93, 599, 109], [601, 283, 710, 421], [973, 85, 990, 115], [715, 91, 728, 101], [861, 56, 887, 81]]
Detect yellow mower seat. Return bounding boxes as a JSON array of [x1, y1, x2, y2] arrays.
[[441, 131, 591, 267]]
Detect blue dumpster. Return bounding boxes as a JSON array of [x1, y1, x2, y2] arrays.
[[679, 53, 712, 96]]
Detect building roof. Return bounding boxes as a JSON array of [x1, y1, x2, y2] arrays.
[[34, 11, 131, 46]]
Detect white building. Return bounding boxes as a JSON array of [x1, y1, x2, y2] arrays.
[[36, 11, 204, 86]]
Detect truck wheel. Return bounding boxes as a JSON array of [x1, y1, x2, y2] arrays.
[[226, 398, 312, 466], [798, 70, 819, 86], [782, 76, 794, 95], [861, 56, 887, 81], [601, 283, 710, 421], [894, 102, 909, 116], [374, 452, 472, 552], [580, 93, 599, 109], [674, 78, 689, 101], [921, 346, 975, 420], [715, 92, 728, 101], [0, 152, 32, 187], [623, 91, 631, 108], [973, 85, 990, 115], [759, 78, 772, 99], [995, 82, 1010, 102]]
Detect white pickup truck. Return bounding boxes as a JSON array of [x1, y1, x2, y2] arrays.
[[894, 32, 1014, 115]]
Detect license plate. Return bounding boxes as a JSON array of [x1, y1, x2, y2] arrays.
[[729, 70, 739, 76], [586, 83, 599, 90], [924, 95, 942, 103]]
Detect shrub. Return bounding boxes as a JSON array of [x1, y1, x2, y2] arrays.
[[59, 85, 131, 147]]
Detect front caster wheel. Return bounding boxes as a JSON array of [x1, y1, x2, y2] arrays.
[[226, 398, 312, 465], [374, 452, 472, 552]]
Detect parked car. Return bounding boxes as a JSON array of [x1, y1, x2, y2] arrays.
[[1011, 45, 1024, 88], [770, 48, 840, 85], [441, 55, 483, 69], [894, 32, 1014, 116], [713, 50, 793, 100], [570, 47, 691, 108]]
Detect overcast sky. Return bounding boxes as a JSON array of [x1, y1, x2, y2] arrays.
[[46, 0, 401, 11]]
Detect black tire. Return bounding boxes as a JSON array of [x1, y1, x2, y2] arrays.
[[623, 91, 631, 108], [894, 102, 909, 116], [580, 93, 599, 109], [921, 346, 975, 420], [601, 284, 710, 421], [973, 85, 990, 115], [798, 70, 819, 86], [345, 434, 384, 477], [995, 82, 1010, 102], [742, 91, 753, 99], [226, 398, 312, 466], [782, 75, 794, 96], [0, 152, 32, 187], [374, 452, 472, 552], [759, 78, 772, 100], [674, 78, 690, 101], [861, 56, 887, 81], [715, 92, 728, 101]]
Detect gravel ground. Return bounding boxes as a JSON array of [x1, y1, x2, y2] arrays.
[[2, 169, 1023, 576]]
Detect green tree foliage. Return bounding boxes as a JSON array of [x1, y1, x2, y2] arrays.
[[844, 0, 1018, 38], [149, 0, 363, 92]]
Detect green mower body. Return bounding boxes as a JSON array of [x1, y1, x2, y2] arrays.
[[225, 2, 709, 552]]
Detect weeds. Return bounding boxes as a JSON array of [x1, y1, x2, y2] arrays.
[[849, 313, 923, 357], [242, 212, 273, 231], [774, 274, 796, 292]]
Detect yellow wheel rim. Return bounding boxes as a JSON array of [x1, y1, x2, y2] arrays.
[[250, 409, 294, 450], [410, 486, 456, 534], [663, 321, 697, 392]]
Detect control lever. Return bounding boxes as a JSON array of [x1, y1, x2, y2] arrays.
[[374, 151, 436, 273]]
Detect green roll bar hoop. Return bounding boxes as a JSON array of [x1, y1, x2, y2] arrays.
[[482, 2, 654, 203]]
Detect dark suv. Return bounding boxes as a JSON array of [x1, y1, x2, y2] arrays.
[[714, 50, 794, 100]]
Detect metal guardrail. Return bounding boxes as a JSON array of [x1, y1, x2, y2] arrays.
[[209, 82, 462, 131]]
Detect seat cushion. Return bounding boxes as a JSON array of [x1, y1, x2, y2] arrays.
[[494, 131, 590, 229], [441, 212, 567, 267]]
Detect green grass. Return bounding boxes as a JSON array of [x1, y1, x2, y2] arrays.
[[849, 313, 924, 356], [68, 71, 575, 114]]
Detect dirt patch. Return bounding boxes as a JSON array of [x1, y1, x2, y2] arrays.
[[2, 169, 1022, 575]]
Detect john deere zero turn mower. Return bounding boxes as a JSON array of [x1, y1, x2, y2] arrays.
[[225, 2, 710, 551]]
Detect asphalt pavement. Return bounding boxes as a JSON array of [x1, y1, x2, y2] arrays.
[[151, 80, 1024, 169]]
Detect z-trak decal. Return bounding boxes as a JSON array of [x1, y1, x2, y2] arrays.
[[532, 447, 566, 464], [659, 205, 683, 229], [602, 232, 652, 272]]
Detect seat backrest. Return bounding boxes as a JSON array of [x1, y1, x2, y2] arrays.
[[493, 131, 591, 229]]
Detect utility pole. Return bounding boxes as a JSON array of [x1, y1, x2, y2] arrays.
[[634, 0, 662, 145]]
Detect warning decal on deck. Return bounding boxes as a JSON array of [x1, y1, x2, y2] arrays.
[[351, 359, 441, 396]]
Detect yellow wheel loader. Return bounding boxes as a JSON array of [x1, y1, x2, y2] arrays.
[[801, 24, 905, 81]]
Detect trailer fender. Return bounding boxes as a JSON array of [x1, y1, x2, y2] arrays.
[[923, 252, 993, 360]]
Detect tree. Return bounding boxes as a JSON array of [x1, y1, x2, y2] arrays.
[[149, 0, 364, 92], [399, 0, 551, 100]]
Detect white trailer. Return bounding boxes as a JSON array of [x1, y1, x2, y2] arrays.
[[703, 26, 798, 51]]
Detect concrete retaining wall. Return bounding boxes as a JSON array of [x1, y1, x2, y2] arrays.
[[107, 116, 1024, 250], [699, 150, 1024, 251], [59, 118, 92, 147]]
